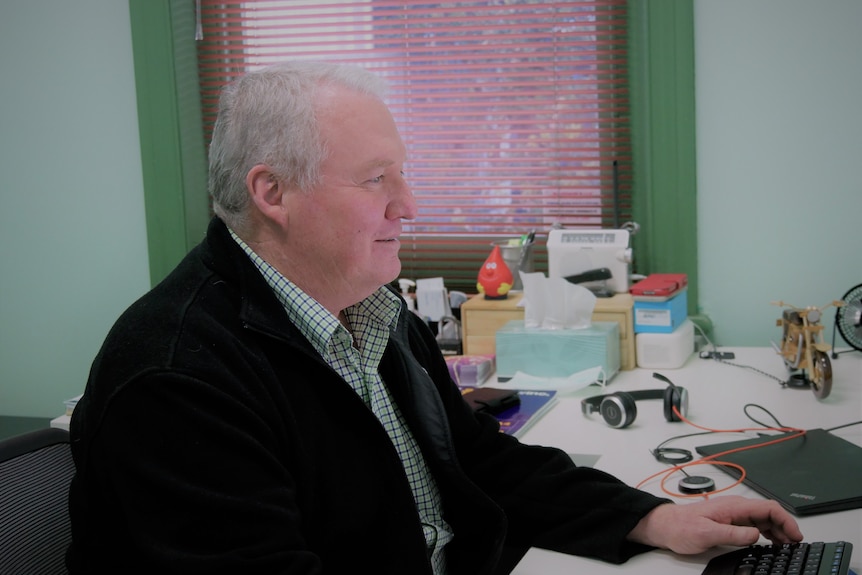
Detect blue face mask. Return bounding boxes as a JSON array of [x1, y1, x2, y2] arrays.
[[492, 365, 606, 395]]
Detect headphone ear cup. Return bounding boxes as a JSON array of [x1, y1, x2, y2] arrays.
[[600, 392, 637, 428], [663, 386, 688, 422]]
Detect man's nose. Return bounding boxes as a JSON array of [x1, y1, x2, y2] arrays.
[[390, 179, 418, 220]]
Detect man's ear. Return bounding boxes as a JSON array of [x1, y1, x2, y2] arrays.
[[246, 164, 286, 223]]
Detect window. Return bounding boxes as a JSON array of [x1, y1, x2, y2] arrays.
[[197, 0, 633, 293]]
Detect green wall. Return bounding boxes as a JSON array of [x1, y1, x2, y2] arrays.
[[0, 0, 151, 417], [694, 0, 862, 347]]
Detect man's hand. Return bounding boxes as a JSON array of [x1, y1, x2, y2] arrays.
[[627, 496, 804, 555]]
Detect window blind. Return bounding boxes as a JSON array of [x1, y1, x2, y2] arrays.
[[197, 0, 632, 293]]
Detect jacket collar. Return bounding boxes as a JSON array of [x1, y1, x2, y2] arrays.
[[199, 217, 302, 343], [199, 217, 410, 345]]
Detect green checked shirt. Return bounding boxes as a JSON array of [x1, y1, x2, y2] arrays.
[[230, 230, 454, 573]]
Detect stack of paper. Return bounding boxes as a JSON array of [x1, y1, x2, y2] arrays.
[[63, 394, 82, 416], [51, 393, 82, 431]]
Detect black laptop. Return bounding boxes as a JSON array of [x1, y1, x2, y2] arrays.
[[695, 428, 862, 516]]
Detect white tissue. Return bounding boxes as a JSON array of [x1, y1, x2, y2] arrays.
[[519, 271, 547, 328], [518, 271, 596, 330]]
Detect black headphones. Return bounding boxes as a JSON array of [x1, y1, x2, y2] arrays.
[[580, 372, 689, 429]]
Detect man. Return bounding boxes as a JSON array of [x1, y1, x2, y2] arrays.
[[67, 61, 802, 574]]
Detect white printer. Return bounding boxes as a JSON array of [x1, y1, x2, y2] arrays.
[[547, 228, 633, 294]]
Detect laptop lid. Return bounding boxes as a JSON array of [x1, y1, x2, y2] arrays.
[[695, 428, 862, 516]]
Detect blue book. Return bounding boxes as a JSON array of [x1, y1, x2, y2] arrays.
[[460, 386, 558, 438], [495, 389, 558, 438], [461, 386, 557, 437]]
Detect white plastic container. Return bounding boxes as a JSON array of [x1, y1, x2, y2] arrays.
[[636, 319, 694, 369]]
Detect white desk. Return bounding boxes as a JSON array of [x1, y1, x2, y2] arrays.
[[511, 347, 862, 574]]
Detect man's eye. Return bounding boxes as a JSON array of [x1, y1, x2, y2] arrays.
[[367, 170, 405, 185]]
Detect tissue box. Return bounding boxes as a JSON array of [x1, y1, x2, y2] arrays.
[[633, 288, 687, 334], [495, 320, 620, 381]]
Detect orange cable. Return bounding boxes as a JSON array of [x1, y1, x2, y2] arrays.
[[636, 406, 806, 500]]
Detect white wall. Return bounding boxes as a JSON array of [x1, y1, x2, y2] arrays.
[[0, 0, 150, 417], [695, 0, 862, 349]]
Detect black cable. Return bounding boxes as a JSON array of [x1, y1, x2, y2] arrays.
[[715, 357, 788, 386], [650, 431, 714, 464], [653, 447, 694, 465], [690, 322, 788, 387], [824, 420, 862, 432], [650, 403, 795, 465], [653, 430, 715, 451], [743, 403, 787, 429]]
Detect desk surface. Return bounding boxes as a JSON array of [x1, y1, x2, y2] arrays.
[[511, 347, 862, 574]]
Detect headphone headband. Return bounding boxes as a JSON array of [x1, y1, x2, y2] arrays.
[[581, 389, 664, 414]]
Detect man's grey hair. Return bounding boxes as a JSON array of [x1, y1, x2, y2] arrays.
[[208, 61, 387, 231]]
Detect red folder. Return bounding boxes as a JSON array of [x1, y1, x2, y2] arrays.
[[630, 273, 688, 298]]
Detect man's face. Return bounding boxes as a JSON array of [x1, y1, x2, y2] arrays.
[[279, 89, 417, 312]]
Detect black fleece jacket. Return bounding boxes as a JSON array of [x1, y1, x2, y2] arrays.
[[67, 217, 667, 575]]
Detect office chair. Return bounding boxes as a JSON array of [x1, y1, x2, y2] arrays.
[[0, 427, 74, 575]]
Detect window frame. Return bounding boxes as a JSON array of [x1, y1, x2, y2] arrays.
[[128, 0, 698, 317], [128, 0, 209, 286]]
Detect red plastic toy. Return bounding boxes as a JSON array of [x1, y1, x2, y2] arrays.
[[477, 245, 514, 299]]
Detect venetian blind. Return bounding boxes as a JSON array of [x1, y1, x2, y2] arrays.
[[196, 0, 632, 293]]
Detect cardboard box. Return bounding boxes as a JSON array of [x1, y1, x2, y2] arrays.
[[495, 320, 620, 381], [633, 288, 687, 334]]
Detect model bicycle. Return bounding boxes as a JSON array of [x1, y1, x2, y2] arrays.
[[771, 300, 843, 399]]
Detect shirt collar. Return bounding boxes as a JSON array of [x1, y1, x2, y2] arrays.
[[228, 228, 401, 353]]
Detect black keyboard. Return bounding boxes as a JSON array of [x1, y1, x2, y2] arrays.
[[701, 541, 854, 575]]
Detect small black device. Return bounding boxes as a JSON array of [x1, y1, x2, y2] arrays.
[[678, 475, 715, 494], [564, 267, 615, 297], [699, 350, 735, 360], [461, 387, 520, 416], [580, 372, 688, 429]]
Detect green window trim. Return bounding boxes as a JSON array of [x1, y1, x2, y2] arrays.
[[628, 0, 702, 324], [128, 0, 209, 287], [129, 0, 702, 331]]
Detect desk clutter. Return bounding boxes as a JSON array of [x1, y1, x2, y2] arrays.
[[439, 267, 697, 379], [631, 274, 694, 370], [460, 292, 637, 371], [458, 273, 696, 374], [445, 354, 559, 438], [631, 274, 689, 334]]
